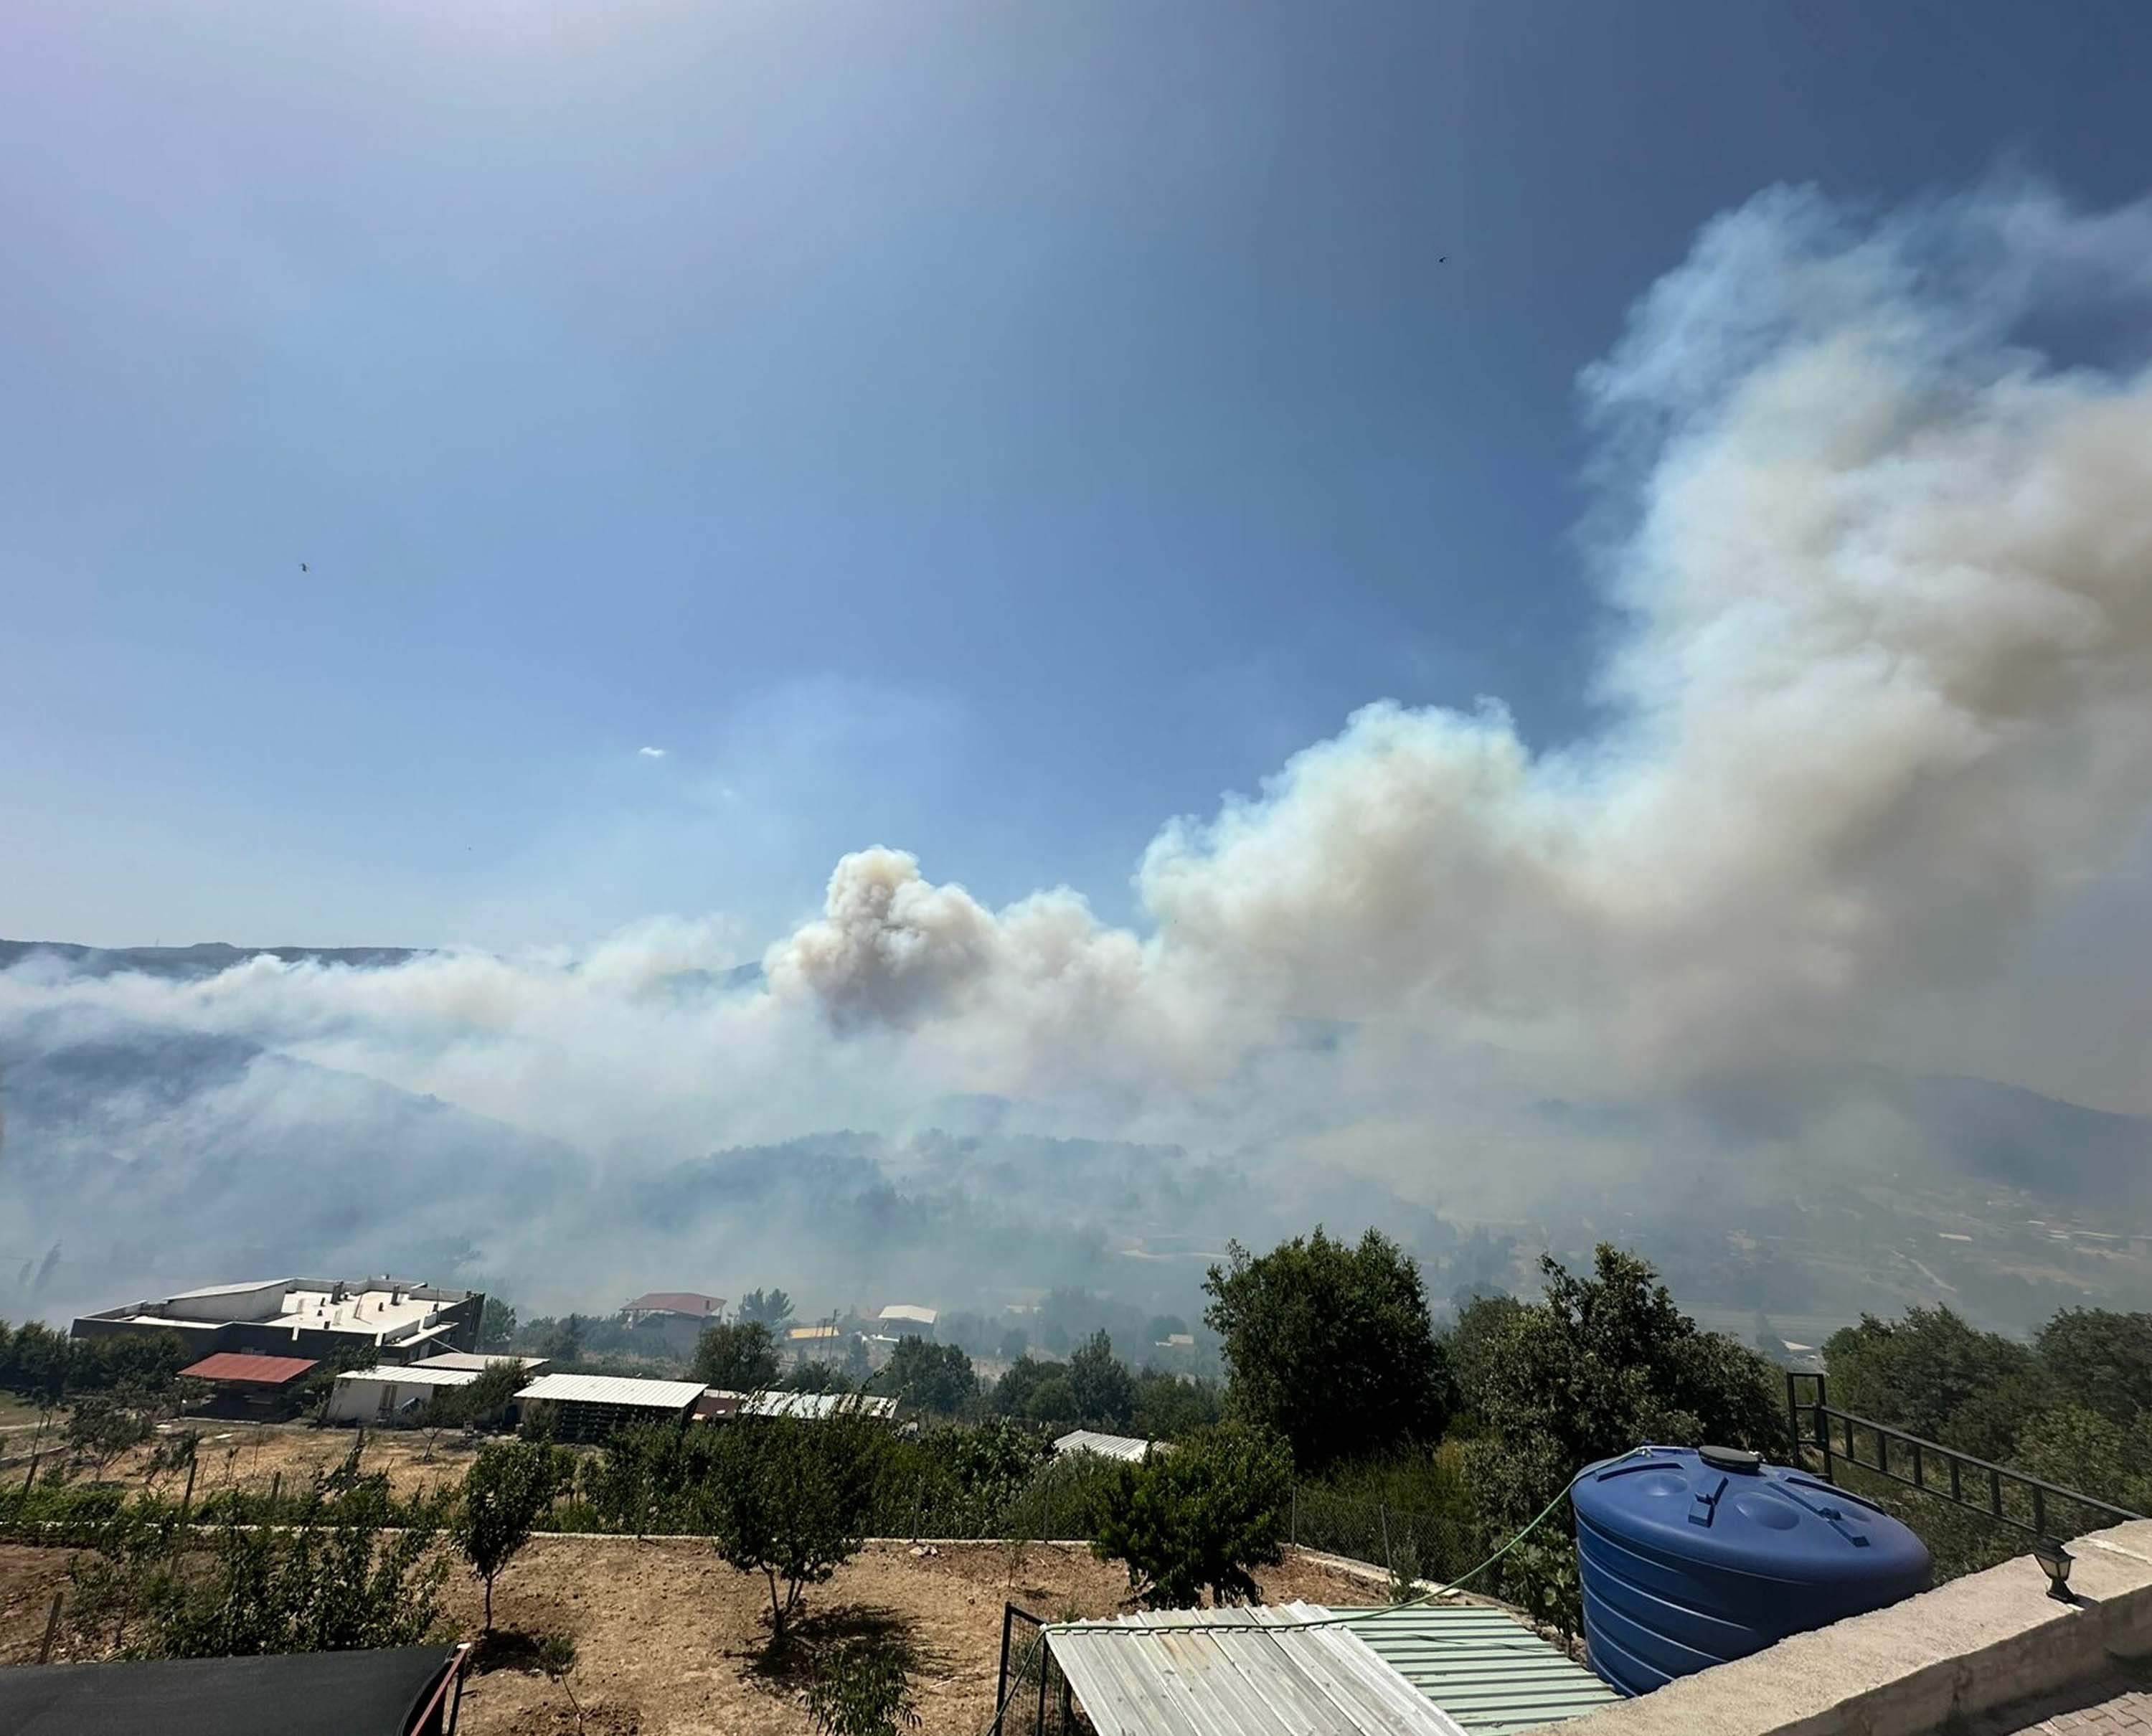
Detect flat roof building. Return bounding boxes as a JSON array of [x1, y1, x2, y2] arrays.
[[74, 1278, 485, 1365]]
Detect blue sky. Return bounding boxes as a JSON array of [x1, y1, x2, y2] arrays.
[[4, 1, 2147, 950]]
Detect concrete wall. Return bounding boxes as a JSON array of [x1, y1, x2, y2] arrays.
[[1529, 1521, 2152, 1736]]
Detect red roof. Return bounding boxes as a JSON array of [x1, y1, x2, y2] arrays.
[[179, 1353, 319, 1386], [625, 1291, 725, 1317]]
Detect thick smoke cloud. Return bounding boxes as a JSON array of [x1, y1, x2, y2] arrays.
[[768, 179, 2152, 1093], [7, 179, 2152, 1313]]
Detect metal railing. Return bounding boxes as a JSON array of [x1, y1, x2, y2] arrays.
[[1785, 1370, 2143, 1545]]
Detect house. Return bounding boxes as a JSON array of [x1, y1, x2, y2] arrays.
[[73, 1278, 485, 1365], [874, 1303, 938, 1339], [0, 1645, 467, 1736], [620, 1291, 726, 1356], [324, 1362, 536, 1426], [177, 1352, 319, 1421], [785, 1323, 844, 1367], [511, 1372, 705, 1444]]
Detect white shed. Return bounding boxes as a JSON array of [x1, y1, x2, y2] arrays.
[[324, 1363, 482, 1425]]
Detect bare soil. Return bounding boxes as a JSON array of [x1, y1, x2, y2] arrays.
[[0, 1534, 1379, 1735]]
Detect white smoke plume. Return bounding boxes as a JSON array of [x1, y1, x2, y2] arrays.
[[7, 177, 2152, 1313], [766, 179, 2152, 1095]]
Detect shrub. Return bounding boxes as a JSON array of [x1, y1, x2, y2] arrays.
[[1092, 1424, 1293, 1608]]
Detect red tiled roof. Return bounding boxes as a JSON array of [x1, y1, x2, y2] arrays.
[[625, 1292, 725, 1317], [179, 1353, 319, 1386]]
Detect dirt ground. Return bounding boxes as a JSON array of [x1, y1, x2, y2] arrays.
[[0, 1416, 496, 1506], [0, 1534, 1382, 1735]]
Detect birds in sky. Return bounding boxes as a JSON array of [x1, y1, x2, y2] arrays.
[[299, 562, 308, 572]]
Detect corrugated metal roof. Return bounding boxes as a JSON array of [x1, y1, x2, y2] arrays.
[[1054, 1429, 1162, 1462], [1321, 1605, 1619, 1733], [877, 1303, 938, 1324], [788, 1324, 841, 1340], [179, 1352, 318, 1385], [1048, 1603, 1470, 1736], [413, 1353, 547, 1372], [514, 1373, 705, 1408], [740, 1391, 898, 1421], [334, 1365, 479, 1389]]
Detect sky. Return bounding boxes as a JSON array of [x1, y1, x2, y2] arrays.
[[6, 1, 2148, 956]]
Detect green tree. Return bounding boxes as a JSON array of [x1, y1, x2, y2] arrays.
[[1093, 1425, 1293, 1607], [737, 1288, 796, 1331], [455, 1440, 558, 1632], [876, 1339, 977, 1416], [1823, 1306, 2037, 1441], [1463, 1247, 1783, 1524], [807, 1637, 922, 1736], [481, 1297, 518, 1350], [1131, 1370, 1224, 1441], [702, 1417, 877, 1644], [694, 1321, 781, 1391], [996, 1327, 1029, 1364], [991, 1357, 1060, 1418], [2036, 1309, 2152, 1425], [69, 1468, 445, 1658], [66, 1396, 154, 1478], [1068, 1332, 1136, 1430], [1203, 1227, 1450, 1470]]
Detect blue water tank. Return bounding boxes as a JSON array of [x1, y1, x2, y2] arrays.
[[1572, 1445, 1931, 1696]]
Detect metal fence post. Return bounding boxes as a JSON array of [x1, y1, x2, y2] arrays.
[[1380, 1504, 1393, 1579], [38, 1589, 63, 1664], [1290, 1485, 1298, 1547]]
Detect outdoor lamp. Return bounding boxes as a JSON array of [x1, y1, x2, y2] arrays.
[[2032, 1539, 2074, 1603]]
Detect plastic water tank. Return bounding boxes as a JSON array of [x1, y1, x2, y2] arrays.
[[1572, 1445, 1932, 1696]]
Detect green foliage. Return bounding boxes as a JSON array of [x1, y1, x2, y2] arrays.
[[737, 1288, 796, 1331], [1823, 1307, 2039, 1442], [875, 1339, 977, 1416], [481, 1297, 519, 1350], [1092, 1424, 1293, 1608], [694, 1320, 781, 1391], [1459, 1247, 1783, 1526], [66, 1396, 154, 1477], [1068, 1332, 1136, 1430], [1131, 1369, 1224, 1441], [806, 1636, 922, 1736], [0, 1326, 188, 1407], [996, 1328, 1029, 1364], [67, 1469, 445, 1658], [1203, 1227, 1450, 1471], [702, 1417, 881, 1642], [2035, 1310, 2152, 1425], [421, 1361, 526, 1435], [456, 1440, 560, 1631]]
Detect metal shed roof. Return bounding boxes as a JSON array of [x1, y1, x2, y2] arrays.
[[334, 1364, 481, 1390], [1321, 1605, 1618, 1733], [178, 1353, 318, 1386], [1047, 1603, 1470, 1736], [1054, 1429, 1163, 1462], [514, 1373, 705, 1408]]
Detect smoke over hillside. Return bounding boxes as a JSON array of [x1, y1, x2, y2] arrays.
[[6, 179, 2152, 1320]]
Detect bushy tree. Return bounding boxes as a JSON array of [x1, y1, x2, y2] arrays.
[[455, 1440, 559, 1631], [2036, 1310, 2152, 1425], [807, 1637, 922, 1736], [1462, 1247, 1783, 1524], [702, 1417, 880, 1643], [1204, 1228, 1450, 1469], [70, 1469, 445, 1657], [1823, 1307, 2038, 1441], [1068, 1333, 1136, 1430], [737, 1288, 796, 1331], [1131, 1370, 1224, 1441], [66, 1397, 154, 1478], [996, 1327, 1029, 1364], [1093, 1425, 1293, 1607], [877, 1339, 977, 1416], [694, 1321, 780, 1391], [481, 1297, 518, 1350]]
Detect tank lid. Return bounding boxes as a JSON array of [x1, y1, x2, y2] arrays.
[[1699, 1444, 1763, 1473]]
